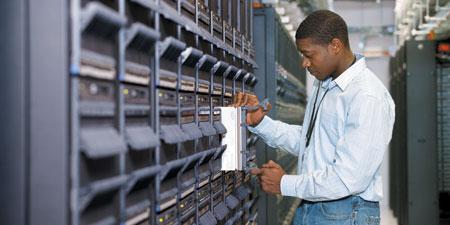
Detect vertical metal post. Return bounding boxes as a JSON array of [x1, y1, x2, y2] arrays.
[[194, 3, 200, 224], [154, 1, 161, 224], [176, 1, 182, 223], [28, 0, 69, 224], [118, 0, 126, 223], [69, 0, 81, 224]]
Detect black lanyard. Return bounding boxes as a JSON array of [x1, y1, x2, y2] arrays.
[[305, 56, 357, 148], [305, 84, 329, 148]]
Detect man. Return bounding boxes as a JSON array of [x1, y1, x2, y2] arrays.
[[239, 10, 395, 224]]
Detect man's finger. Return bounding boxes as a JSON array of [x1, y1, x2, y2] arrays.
[[261, 183, 268, 192], [246, 94, 259, 105], [241, 94, 249, 106], [239, 92, 248, 107], [233, 92, 244, 107], [250, 168, 263, 176], [233, 92, 243, 107], [262, 160, 281, 169], [267, 160, 282, 169], [260, 175, 270, 183], [233, 92, 239, 106], [262, 160, 279, 169], [261, 161, 272, 168], [261, 164, 271, 168], [245, 95, 260, 110]]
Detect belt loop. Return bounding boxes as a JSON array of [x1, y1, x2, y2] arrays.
[[351, 195, 359, 209]]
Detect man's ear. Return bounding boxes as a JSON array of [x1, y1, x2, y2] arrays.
[[329, 38, 344, 55]]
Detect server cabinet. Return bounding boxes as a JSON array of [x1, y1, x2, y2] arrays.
[[389, 40, 438, 225], [437, 43, 450, 223], [253, 6, 306, 225], [1, 0, 258, 225]]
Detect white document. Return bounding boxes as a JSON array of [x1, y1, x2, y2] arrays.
[[219, 107, 245, 171]]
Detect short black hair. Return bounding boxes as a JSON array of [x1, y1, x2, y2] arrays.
[[295, 10, 350, 48]]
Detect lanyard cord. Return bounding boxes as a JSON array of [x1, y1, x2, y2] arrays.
[[305, 56, 357, 148], [305, 85, 329, 148]]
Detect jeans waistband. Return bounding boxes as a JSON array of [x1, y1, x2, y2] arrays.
[[300, 195, 379, 207]]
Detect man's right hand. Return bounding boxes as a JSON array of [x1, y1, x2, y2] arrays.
[[231, 92, 271, 127]]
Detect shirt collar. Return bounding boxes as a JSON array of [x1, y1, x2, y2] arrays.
[[321, 76, 336, 90], [332, 54, 366, 91]]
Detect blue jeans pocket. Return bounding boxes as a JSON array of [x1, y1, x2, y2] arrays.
[[354, 200, 380, 225], [319, 200, 353, 220], [365, 215, 380, 225]]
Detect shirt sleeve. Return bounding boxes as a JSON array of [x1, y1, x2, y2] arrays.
[[280, 94, 395, 201], [247, 116, 303, 157]]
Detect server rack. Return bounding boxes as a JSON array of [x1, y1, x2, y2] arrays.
[[436, 41, 450, 224], [389, 40, 439, 225], [252, 7, 306, 225], [1, 0, 258, 225]]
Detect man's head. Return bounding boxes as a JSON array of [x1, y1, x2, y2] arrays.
[[295, 10, 351, 80]]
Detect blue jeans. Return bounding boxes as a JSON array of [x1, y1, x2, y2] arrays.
[[292, 196, 380, 225]]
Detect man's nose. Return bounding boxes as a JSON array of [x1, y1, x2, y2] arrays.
[[301, 58, 310, 68]]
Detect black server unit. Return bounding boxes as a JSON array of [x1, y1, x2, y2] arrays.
[[389, 40, 439, 225], [437, 41, 450, 224]]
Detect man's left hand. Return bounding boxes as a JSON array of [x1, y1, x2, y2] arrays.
[[250, 160, 286, 195]]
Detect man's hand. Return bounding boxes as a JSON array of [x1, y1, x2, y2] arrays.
[[250, 160, 285, 195], [231, 91, 249, 107], [232, 92, 272, 126]]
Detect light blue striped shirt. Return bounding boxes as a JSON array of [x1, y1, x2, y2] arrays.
[[248, 55, 395, 202]]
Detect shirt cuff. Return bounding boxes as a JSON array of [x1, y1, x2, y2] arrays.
[[247, 116, 273, 134], [280, 174, 300, 197]]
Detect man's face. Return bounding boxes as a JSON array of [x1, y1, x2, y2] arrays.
[[296, 38, 338, 81]]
